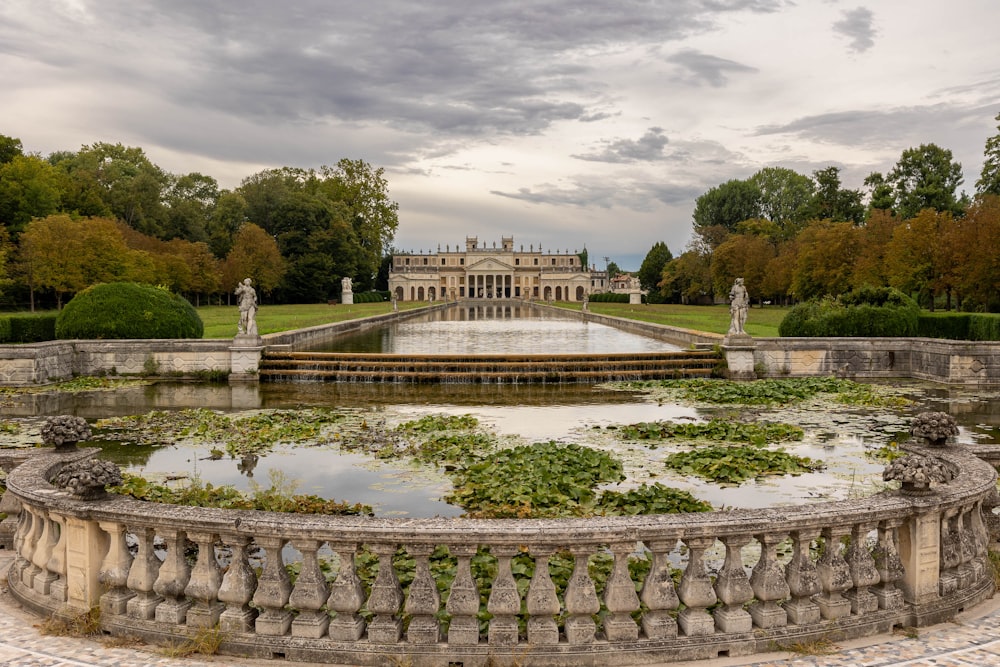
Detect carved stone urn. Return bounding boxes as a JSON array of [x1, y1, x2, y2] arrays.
[[882, 454, 955, 496], [40, 415, 92, 451], [909, 411, 959, 447], [51, 459, 123, 500]]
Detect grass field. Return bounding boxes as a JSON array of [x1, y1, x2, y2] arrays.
[[558, 302, 788, 337], [196, 300, 787, 338], [197, 302, 425, 338]]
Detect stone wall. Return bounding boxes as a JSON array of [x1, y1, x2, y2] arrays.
[[753, 337, 1000, 386]]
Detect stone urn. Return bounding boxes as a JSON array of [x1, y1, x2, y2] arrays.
[[909, 411, 959, 447], [882, 454, 955, 496], [51, 459, 123, 500], [40, 415, 92, 451]]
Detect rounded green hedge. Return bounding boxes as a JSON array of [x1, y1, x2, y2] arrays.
[[779, 286, 919, 337], [56, 283, 204, 340]]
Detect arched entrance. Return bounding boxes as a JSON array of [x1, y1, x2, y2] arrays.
[[576, 286, 585, 301], [417, 286, 425, 301], [543, 286, 553, 300], [394, 286, 404, 301]]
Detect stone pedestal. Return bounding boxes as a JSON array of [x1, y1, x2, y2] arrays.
[[899, 512, 941, 605], [342, 289, 354, 305], [230, 336, 263, 382], [722, 334, 756, 380], [628, 291, 642, 305]]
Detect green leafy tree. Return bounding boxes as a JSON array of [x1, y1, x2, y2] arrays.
[[691, 178, 761, 249], [206, 190, 247, 258], [660, 249, 712, 304], [809, 166, 864, 224], [977, 112, 1000, 197], [749, 166, 815, 237], [789, 221, 860, 300], [606, 261, 621, 280], [886, 143, 964, 219], [863, 172, 895, 213], [637, 241, 673, 302], [0, 135, 24, 165], [710, 234, 776, 304], [162, 172, 220, 242], [0, 154, 64, 236]]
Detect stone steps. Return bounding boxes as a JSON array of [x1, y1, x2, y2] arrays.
[[258, 350, 721, 383]]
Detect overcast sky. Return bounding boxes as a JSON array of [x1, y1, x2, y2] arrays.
[[2, 1, 998, 269]]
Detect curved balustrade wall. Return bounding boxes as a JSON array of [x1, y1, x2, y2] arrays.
[[5, 446, 997, 667]]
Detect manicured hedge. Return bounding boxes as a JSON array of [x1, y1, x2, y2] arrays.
[[779, 287, 920, 337], [352, 291, 389, 303], [0, 314, 58, 343], [917, 312, 1000, 340], [56, 283, 203, 339], [588, 292, 630, 303]]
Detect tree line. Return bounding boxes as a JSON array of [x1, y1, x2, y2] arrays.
[[636, 112, 1000, 311], [0, 137, 399, 309]]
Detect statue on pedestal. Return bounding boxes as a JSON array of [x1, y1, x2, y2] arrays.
[[728, 278, 749, 336], [235, 278, 258, 336]]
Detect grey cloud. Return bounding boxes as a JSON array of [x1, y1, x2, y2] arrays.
[[573, 128, 670, 163], [833, 7, 876, 53], [0, 0, 783, 151], [491, 176, 702, 212], [664, 49, 757, 87]]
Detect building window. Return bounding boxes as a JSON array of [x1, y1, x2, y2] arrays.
[[460, 258, 465, 265], [533, 258, 538, 265], [442, 258, 446, 265], [515, 258, 520, 265], [423, 258, 428, 265], [405, 258, 410, 265], [551, 258, 556, 265]]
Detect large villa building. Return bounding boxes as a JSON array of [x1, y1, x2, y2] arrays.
[[389, 236, 608, 302]]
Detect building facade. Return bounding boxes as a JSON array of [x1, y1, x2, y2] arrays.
[[389, 236, 607, 302]]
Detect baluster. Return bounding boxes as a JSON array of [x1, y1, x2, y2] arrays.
[[288, 539, 330, 638], [845, 522, 879, 614], [815, 527, 851, 620], [366, 543, 403, 643], [604, 543, 640, 641], [968, 501, 990, 582], [749, 532, 789, 628], [677, 536, 717, 636], [957, 505, 977, 587], [713, 534, 753, 633], [445, 544, 480, 646], [32, 511, 58, 596], [98, 520, 134, 615], [12, 507, 32, 579], [564, 546, 600, 644], [939, 508, 961, 596], [217, 534, 258, 633], [327, 542, 366, 641], [254, 536, 293, 636], [126, 526, 163, 619], [185, 531, 224, 628], [22, 509, 52, 595], [526, 547, 559, 645], [21, 506, 43, 588], [873, 518, 905, 610], [783, 529, 820, 624], [640, 539, 679, 640], [153, 528, 192, 624], [45, 512, 68, 602], [405, 544, 440, 644], [487, 545, 521, 646]]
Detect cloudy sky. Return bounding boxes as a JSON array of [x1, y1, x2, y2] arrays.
[[2, 1, 998, 269]]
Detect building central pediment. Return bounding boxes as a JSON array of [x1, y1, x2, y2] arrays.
[[466, 257, 515, 272]]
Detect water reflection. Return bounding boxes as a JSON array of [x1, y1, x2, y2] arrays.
[[299, 304, 682, 354]]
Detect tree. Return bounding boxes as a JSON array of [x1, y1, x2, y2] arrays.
[[223, 223, 286, 298], [16, 215, 133, 308], [749, 166, 815, 237], [886, 144, 964, 219], [691, 178, 761, 249], [0, 154, 64, 236], [851, 209, 900, 289], [789, 221, 860, 301], [863, 172, 895, 213], [809, 166, 864, 224], [660, 249, 712, 304], [319, 159, 400, 282], [710, 234, 776, 304], [637, 242, 673, 302], [54, 143, 169, 236], [605, 261, 621, 280], [162, 172, 220, 242], [0, 135, 24, 165], [954, 195, 1000, 309], [977, 112, 1000, 197], [884, 209, 955, 308]]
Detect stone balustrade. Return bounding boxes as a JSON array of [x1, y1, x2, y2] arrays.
[[5, 444, 997, 667]]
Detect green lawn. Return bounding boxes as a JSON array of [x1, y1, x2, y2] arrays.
[[558, 302, 788, 337], [197, 302, 426, 338]]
